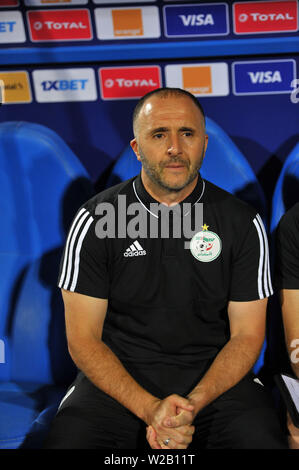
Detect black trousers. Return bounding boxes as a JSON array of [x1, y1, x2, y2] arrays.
[[43, 371, 288, 449]]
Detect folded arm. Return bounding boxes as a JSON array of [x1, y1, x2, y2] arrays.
[[185, 298, 267, 413], [62, 289, 194, 445], [280, 289, 299, 378]]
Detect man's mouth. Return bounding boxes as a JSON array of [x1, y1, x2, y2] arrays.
[[164, 161, 187, 169]]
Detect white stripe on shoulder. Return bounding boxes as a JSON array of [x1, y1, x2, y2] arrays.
[[59, 209, 93, 291], [58, 208, 88, 289], [253, 216, 265, 299], [70, 215, 94, 291], [256, 214, 273, 296]]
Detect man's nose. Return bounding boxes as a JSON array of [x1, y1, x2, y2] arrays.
[[167, 135, 181, 155]]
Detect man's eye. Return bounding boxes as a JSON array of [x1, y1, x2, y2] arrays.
[[154, 134, 164, 139], [183, 132, 193, 137]]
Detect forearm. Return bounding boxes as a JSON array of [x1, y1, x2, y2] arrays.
[[281, 290, 299, 379], [68, 337, 159, 424], [187, 334, 263, 415]]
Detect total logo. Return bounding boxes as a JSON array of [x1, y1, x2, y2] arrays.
[[100, 66, 162, 100], [0, 1, 19, 6], [233, 1, 298, 34], [104, 78, 158, 89], [25, 1, 88, 5], [27, 9, 93, 41]]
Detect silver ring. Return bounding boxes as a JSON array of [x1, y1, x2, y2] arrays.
[[163, 438, 170, 446]]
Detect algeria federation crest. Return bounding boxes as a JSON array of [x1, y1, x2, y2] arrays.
[[190, 227, 222, 262]]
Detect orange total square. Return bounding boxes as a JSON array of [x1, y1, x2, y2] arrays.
[[182, 66, 212, 95], [112, 9, 144, 37]]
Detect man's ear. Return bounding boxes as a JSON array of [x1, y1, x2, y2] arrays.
[[203, 133, 209, 159], [130, 138, 141, 161]]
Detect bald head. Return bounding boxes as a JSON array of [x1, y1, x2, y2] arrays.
[[132, 87, 205, 137]]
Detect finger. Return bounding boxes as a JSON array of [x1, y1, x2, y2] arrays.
[[159, 425, 195, 446], [159, 438, 189, 450], [158, 438, 177, 450], [147, 426, 161, 449], [170, 395, 194, 412], [163, 412, 193, 428]]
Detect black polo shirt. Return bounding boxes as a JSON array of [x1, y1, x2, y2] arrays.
[[276, 202, 299, 289], [58, 174, 272, 397]]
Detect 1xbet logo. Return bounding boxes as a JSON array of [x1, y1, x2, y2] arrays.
[[41, 79, 88, 91], [33, 69, 97, 102]]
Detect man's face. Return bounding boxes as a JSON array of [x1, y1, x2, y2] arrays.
[[130, 94, 208, 193]]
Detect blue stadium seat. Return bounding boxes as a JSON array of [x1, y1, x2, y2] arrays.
[[0, 122, 94, 448], [270, 141, 299, 234], [107, 116, 267, 373]]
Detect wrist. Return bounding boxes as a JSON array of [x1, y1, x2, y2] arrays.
[[139, 395, 161, 425], [187, 386, 210, 415]]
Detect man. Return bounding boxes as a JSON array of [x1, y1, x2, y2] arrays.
[[276, 202, 299, 380], [275, 203, 299, 448], [44, 88, 287, 449]]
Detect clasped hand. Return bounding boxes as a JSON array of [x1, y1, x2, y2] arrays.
[[146, 394, 195, 450]]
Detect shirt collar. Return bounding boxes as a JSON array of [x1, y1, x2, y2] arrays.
[[133, 172, 205, 217]]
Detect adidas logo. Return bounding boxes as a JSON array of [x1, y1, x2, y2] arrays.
[[124, 240, 146, 257]]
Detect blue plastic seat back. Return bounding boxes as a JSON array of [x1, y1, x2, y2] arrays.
[[270, 142, 299, 234], [0, 121, 93, 384], [107, 117, 266, 220]]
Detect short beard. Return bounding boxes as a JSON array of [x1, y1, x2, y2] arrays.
[[139, 149, 204, 193]]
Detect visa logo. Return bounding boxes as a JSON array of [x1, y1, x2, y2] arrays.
[[179, 14, 214, 27], [233, 60, 296, 95], [164, 4, 228, 38], [41, 79, 88, 91], [0, 22, 16, 32], [248, 71, 282, 84]]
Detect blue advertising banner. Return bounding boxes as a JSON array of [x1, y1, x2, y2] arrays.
[[232, 59, 296, 95], [163, 3, 229, 38]]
